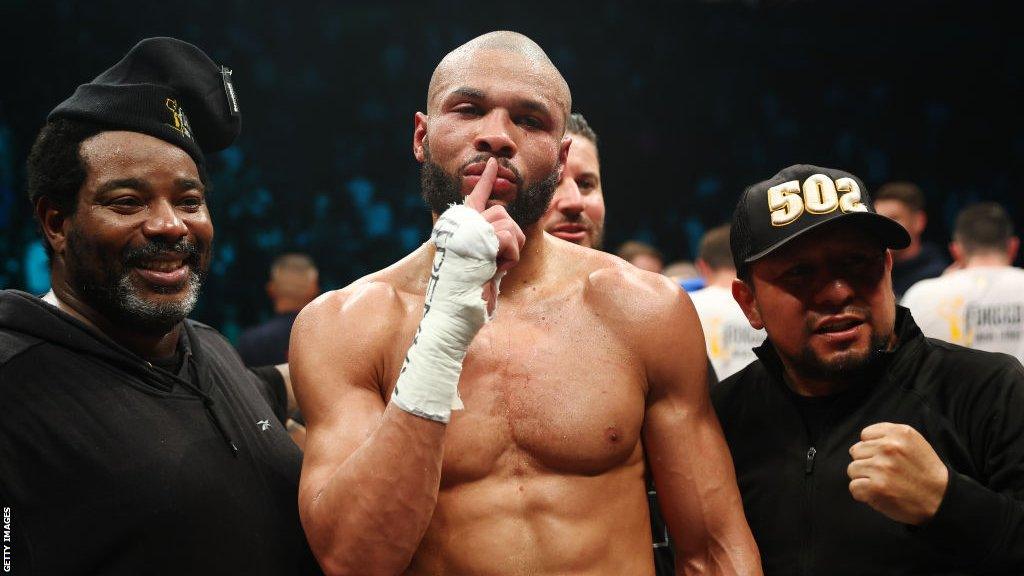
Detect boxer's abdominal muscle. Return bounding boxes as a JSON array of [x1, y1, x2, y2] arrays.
[[378, 246, 657, 575]]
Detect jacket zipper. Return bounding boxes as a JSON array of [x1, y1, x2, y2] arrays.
[[800, 443, 816, 576]]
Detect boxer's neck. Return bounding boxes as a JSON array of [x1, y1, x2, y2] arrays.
[[499, 224, 548, 294]]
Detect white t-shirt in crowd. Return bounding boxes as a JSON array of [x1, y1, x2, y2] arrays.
[[901, 266, 1024, 365], [688, 285, 766, 380]]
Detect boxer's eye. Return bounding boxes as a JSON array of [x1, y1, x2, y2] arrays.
[[453, 104, 482, 117], [516, 115, 543, 129]]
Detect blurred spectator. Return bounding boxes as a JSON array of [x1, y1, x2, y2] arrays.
[[902, 202, 1024, 364], [874, 182, 948, 297], [237, 253, 319, 366], [663, 260, 704, 291], [542, 112, 605, 249], [617, 240, 664, 273], [689, 224, 765, 379]]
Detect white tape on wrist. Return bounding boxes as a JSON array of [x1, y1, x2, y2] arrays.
[[391, 204, 499, 423]]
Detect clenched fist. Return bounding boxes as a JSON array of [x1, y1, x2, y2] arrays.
[[847, 422, 949, 525]]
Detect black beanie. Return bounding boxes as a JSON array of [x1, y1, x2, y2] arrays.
[[48, 37, 241, 170]]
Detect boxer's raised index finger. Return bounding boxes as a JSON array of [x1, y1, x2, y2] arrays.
[[465, 157, 498, 213]]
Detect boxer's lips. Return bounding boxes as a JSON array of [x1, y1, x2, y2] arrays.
[[463, 174, 518, 195], [463, 162, 519, 184]]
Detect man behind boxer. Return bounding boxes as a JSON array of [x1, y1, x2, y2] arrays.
[[541, 111, 605, 249], [292, 31, 760, 575]]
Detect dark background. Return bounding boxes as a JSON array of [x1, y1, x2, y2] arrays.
[[1, 0, 1020, 339]]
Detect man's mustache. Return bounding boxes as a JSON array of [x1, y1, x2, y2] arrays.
[[122, 238, 202, 266]]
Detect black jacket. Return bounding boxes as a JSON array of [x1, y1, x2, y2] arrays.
[[0, 290, 320, 575], [713, 307, 1024, 575]]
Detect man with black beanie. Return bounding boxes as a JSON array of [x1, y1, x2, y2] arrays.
[[0, 38, 319, 575], [713, 164, 1024, 574]]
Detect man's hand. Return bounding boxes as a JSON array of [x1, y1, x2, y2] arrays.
[[464, 157, 526, 315], [848, 422, 949, 525]]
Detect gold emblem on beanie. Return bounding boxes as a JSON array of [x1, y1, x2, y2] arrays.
[[165, 98, 193, 140]]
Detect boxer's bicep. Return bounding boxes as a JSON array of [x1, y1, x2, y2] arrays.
[[289, 283, 452, 572], [641, 290, 762, 573], [289, 286, 393, 504]]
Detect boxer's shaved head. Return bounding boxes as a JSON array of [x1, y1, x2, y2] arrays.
[[427, 31, 571, 130]]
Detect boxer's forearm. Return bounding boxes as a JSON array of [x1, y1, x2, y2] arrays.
[[305, 404, 446, 576]]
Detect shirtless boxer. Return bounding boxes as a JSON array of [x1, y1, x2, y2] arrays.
[[291, 31, 760, 576]]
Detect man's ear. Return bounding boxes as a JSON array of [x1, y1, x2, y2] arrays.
[[413, 112, 429, 163], [695, 258, 713, 280], [1008, 237, 1020, 263], [912, 210, 928, 236], [35, 197, 70, 257], [558, 134, 572, 173], [949, 241, 964, 264], [732, 278, 764, 330]]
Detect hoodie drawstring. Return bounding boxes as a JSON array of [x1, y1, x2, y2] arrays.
[[179, 378, 239, 457], [174, 352, 239, 457]]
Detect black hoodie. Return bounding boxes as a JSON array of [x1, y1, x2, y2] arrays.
[[0, 290, 320, 575], [713, 307, 1024, 575]]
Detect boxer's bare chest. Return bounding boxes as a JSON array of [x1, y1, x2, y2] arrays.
[[383, 281, 647, 485]]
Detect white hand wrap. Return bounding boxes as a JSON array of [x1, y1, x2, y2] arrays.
[[391, 204, 499, 423]]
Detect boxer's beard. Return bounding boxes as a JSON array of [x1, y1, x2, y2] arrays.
[[421, 146, 558, 228]]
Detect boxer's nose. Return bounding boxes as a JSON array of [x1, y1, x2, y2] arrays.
[[474, 110, 516, 158]]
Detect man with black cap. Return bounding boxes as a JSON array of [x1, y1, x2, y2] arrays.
[[713, 164, 1024, 574], [0, 38, 319, 574]]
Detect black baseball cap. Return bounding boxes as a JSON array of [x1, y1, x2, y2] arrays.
[[48, 37, 241, 171], [730, 164, 910, 276]]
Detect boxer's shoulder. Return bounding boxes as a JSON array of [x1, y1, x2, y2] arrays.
[[295, 277, 410, 346], [299, 246, 433, 327], [291, 278, 411, 400], [582, 250, 688, 317]]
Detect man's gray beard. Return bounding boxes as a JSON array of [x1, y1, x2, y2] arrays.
[[115, 270, 201, 330], [65, 228, 206, 334]]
